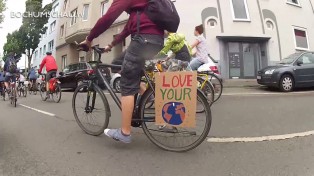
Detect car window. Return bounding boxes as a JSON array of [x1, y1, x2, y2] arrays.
[[298, 53, 314, 64], [63, 66, 70, 73], [80, 63, 87, 70], [68, 64, 77, 72]]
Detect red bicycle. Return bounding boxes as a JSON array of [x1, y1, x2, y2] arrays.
[[39, 73, 62, 103]]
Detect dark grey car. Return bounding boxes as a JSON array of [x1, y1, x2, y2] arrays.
[[257, 52, 314, 92]]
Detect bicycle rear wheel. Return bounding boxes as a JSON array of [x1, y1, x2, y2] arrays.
[[72, 83, 110, 136], [139, 88, 212, 152], [52, 84, 62, 103]]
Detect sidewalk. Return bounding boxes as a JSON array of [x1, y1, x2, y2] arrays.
[[223, 79, 260, 88]]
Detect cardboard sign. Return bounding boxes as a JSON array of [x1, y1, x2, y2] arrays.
[[155, 71, 197, 127]]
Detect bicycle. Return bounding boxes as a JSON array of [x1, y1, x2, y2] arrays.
[[39, 73, 62, 103], [6, 76, 17, 107], [157, 60, 216, 110], [0, 81, 5, 101], [28, 79, 38, 95], [72, 46, 212, 152], [197, 71, 223, 102], [17, 81, 27, 97]]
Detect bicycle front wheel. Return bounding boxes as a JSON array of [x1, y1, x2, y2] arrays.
[[197, 77, 214, 107], [72, 83, 111, 136], [208, 73, 223, 102], [139, 88, 212, 152]]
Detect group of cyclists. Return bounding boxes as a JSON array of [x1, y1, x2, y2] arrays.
[[1, 0, 212, 146], [0, 51, 58, 103]]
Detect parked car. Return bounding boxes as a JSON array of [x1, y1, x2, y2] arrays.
[[59, 62, 111, 90], [257, 52, 314, 92]]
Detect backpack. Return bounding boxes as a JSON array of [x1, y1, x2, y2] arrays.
[[7, 57, 17, 74], [145, 0, 180, 32]]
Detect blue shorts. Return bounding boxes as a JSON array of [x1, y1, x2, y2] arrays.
[[4, 73, 16, 83]]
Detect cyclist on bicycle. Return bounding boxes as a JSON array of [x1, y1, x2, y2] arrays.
[[3, 52, 19, 96], [0, 69, 5, 95], [158, 31, 192, 63], [79, 0, 164, 143], [28, 66, 37, 90], [38, 51, 58, 100], [189, 24, 211, 71], [18, 72, 26, 88]]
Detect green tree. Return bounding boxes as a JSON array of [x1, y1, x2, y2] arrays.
[[0, 0, 6, 24], [3, 0, 52, 69], [3, 30, 24, 61], [22, 0, 52, 70]]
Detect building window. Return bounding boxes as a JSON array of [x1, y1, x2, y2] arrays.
[[43, 45, 46, 55], [48, 40, 54, 52], [79, 56, 85, 62], [50, 21, 56, 33], [60, 25, 64, 38], [62, 55, 67, 69], [287, 0, 301, 7], [266, 21, 274, 30], [52, 3, 59, 13], [101, 0, 109, 16], [82, 4, 89, 21], [63, 0, 68, 11], [293, 27, 309, 50], [230, 0, 250, 21], [70, 8, 78, 26], [207, 19, 217, 28], [39, 48, 42, 57]]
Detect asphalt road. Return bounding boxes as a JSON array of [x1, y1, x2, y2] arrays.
[[1, 88, 314, 176]]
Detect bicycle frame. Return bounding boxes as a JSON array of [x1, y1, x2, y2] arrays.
[[85, 46, 155, 112]]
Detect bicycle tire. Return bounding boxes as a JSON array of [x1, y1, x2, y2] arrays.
[[197, 77, 214, 108], [23, 86, 27, 97], [139, 88, 212, 152], [52, 84, 62, 103], [13, 88, 17, 107], [207, 73, 223, 102], [39, 83, 47, 101], [72, 83, 111, 136]]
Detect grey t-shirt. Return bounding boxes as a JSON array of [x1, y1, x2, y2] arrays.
[[195, 35, 209, 63]]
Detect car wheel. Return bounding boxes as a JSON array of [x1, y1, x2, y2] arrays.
[[113, 78, 121, 93], [279, 74, 294, 92]]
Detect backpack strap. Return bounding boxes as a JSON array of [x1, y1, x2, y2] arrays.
[[136, 11, 140, 35]]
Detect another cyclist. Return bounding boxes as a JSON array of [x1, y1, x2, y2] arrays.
[[158, 31, 192, 63], [189, 24, 211, 71], [28, 66, 37, 90], [79, 0, 164, 143], [18, 72, 26, 88], [0, 69, 5, 96], [38, 51, 58, 100], [3, 52, 19, 96]]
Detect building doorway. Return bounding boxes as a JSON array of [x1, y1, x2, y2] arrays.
[[227, 42, 262, 79]]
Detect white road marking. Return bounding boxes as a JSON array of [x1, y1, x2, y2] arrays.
[[19, 104, 56, 117], [207, 130, 314, 143], [222, 91, 314, 96]]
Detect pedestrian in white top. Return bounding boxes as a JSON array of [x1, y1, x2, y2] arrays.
[[189, 24, 210, 70]]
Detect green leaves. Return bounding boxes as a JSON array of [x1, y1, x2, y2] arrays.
[[0, 0, 6, 24], [3, 0, 52, 67]]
